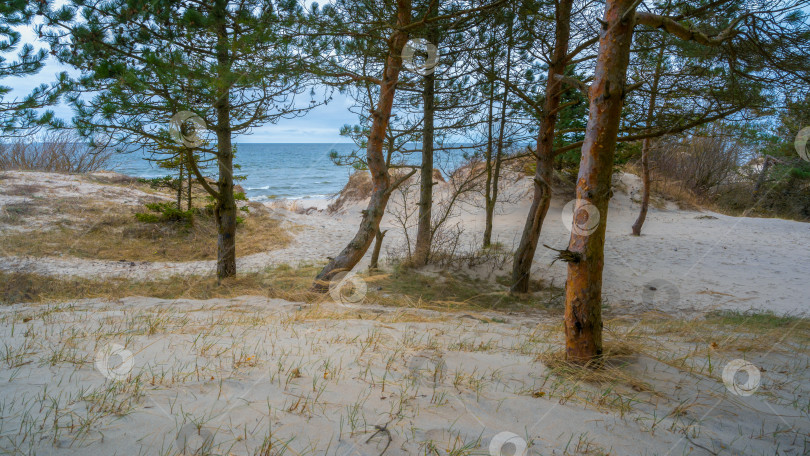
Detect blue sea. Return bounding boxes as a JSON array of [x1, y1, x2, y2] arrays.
[[109, 143, 361, 201], [109, 143, 474, 201]]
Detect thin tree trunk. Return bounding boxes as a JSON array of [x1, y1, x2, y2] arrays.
[[412, 49, 436, 265], [511, 0, 573, 293], [187, 157, 193, 211], [177, 160, 183, 211], [563, 0, 637, 364], [631, 46, 665, 236], [487, 22, 513, 249], [482, 83, 496, 248], [313, 1, 411, 291], [370, 229, 386, 270]]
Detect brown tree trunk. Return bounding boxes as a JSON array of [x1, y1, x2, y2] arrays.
[[313, 1, 411, 291], [412, 52, 436, 265], [631, 138, 652, 236], [369, 229, 386, 270], [177, 160, 184, 211], [213, 0, 236, 280], [563, 0, 637, 364], [485, 22, 513, 249], [631, 46, 665, 236], [187, 158, 193, 211], [215, 126, 237, 279], [511, 0, 573, 293], [482, 81, 496, 248]]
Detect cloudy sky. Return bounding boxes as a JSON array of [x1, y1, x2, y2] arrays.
[[4, 3, 356, 144]]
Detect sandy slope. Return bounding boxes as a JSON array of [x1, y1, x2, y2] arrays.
[[1, 171, 809, 455], [2, 170, 808, 317], [1, 296, 807, 456]]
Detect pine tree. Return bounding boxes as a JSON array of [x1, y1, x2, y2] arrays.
[[0, 0, 61, 134], [42, 0, 319, 279]]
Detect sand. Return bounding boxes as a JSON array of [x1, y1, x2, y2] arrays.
[[0, 170, 808, 455]]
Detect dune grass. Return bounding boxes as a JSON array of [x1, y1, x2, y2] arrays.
[[0, 263, 554, 315], [0, 197, 291, 262]]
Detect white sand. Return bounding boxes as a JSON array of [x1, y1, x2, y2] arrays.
[[0, 296, 807, 455], [6, 170, 805, 317], [1, 170, 808, 455]]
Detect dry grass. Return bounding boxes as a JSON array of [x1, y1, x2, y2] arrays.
[[0, 264, 322, 305], [0, 198, 291, 261], [0, 263, 556, 316]]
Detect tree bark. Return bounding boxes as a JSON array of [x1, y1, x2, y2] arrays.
[[482, 78, 496, 248], [313, 1, 411, 291], [487, 22, 513, 249], [215, 119, 237, 279], [631, 46, 665, 236], [177, 160, 184, 211], [213, 0, 236, 280], [412, 51, 436, 265], [369, 229, 386, 270], [187, 156, 193, 211], [511, 0, 573, 293], [563, 0, 637, 364]]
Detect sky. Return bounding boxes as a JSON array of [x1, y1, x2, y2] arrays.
[[3, 2, 356, 144]]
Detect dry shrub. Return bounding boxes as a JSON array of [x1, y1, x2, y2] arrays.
[[650, 135, 742, 197], [0, 130, 113, 173]]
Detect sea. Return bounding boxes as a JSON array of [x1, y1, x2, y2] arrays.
[[109, 143, 361, 202], [108, 143, 474, 202]]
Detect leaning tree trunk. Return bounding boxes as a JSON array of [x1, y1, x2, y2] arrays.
[[369, 229, 386, 270], [412, 53, 436, 266], [312, 2, 411, 291], [511, 0, 573, 293], [563, 0, 636, 364], [631, 46, 665, 236]]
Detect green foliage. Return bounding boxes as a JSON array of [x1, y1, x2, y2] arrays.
[[136, 202, 196, 226]]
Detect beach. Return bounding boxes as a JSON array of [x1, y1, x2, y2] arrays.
[[0, 168, 808, 455]]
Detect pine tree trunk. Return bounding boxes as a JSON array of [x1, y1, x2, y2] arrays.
[[631, 46, 665, 236], [177, 161, 183, 211], [215, 127, 237, 279], [412, 59, 435, 265], [511, 0, 573, 293], [631, 137, 652, 236], [563, 0, 636, 364], [483, 85, 496, 248], [488, 23, 513, 249], [187, 160, 193, 211], [312, 1, 411, 291], [213, 0, 236, 280], [369, 229, 386, 270]]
